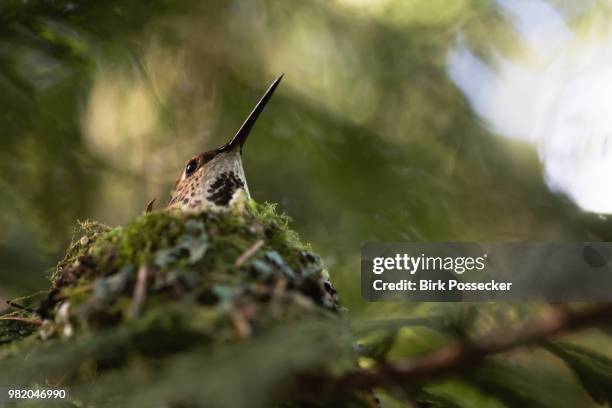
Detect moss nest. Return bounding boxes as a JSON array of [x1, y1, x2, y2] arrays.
[[36, 201, 339, 340], [0, 201, 373, 407]]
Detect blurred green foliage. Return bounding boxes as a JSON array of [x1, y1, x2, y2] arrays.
[[1, 0, 612, 406]]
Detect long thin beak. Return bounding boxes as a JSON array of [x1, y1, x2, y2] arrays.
[[221, 74, 283, 153]]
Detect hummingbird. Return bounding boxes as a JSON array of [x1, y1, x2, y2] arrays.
[[166, 75, 283, 211]]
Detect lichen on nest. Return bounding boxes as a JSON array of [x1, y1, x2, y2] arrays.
[[29, 200, 340, 341]]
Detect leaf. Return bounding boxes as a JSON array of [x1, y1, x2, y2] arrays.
[[356, 331, 397, 362], [413, 389, 464, 408], [465, 355, 593, 408], [545, 341, 612, 405], [417, 379, 506, 408]]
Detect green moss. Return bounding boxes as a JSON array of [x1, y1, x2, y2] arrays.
[[35, 200, 338, 338], [52, 202, 308, 282]]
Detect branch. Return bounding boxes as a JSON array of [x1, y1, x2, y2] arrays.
[[6, 299, 36, 313], [335, 303, 612, 391], [0, 316, 42, 325]]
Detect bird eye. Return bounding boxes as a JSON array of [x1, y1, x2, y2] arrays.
[[185, 159, 198, 177]]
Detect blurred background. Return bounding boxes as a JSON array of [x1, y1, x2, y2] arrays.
[[1, 0, 612, 330]]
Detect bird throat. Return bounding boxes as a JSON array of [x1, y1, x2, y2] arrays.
[[207, 171, 246, 206]]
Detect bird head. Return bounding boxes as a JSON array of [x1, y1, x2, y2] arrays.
[[167, 75, 283, 211]]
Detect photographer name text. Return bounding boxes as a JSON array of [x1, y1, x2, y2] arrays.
[[371, 253, 513, 292]]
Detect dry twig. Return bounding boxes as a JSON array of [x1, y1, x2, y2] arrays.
[[144, 198, 157, 213], [235, 239, 265, 267], [129, 265, 153, 318], [0, 316, 42, 326], [6, 299, 35, 313]]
